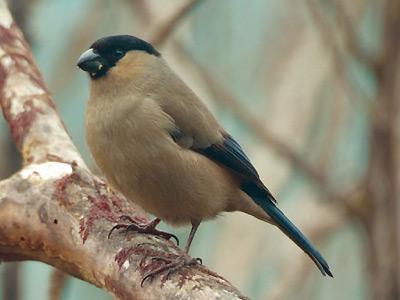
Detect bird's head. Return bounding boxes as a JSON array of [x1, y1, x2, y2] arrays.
[[77, 35, 160, 79]]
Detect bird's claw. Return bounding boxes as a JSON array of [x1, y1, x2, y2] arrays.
[[108, 224, 127, 239], [108, 216, 179, 245], [141, 255, 201, 287]]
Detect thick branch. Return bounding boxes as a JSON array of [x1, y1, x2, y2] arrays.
[[0, 163, 245, 300], [0, 2, 246, 299], [0, 2, 84, 167]]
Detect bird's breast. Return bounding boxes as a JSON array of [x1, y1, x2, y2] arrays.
[[85, 94, 176, 181]]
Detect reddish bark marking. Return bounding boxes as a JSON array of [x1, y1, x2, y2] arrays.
[[78, 177, 144, 242], [114, 244, 223, 290], [115, 246, 141, 270], [8, 100, 43, 147], [53, 173, 78, 207], [114, 245, 205, 288], [176, 267, 195, 289], [0, 22, 56, 148], [80, 194, 123, 243], [92, 178, 125, 214], [0, 22, 51, 98], [53, 172, 136, 243], [115, 245, 173, 271]]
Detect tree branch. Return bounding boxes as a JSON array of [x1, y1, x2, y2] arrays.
[[0, 2, 247, 299], [148, 0, 201, 47], [333, 0, 375, 69], [305, 0, 374, 109], [49, 269, 67, 300]]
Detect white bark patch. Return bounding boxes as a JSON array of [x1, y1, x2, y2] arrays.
[[0, 1, 12, 28], [0, 55, 13, 68], [122, 260, 130, 270], [20, 162, 72, 181], [5, 74, 46, 116], [24, 110, 87, 167], [8, 73, 45, 97]]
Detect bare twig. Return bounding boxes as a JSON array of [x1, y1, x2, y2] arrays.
[[307, 85, 343, 175], [148, 0, 201, 47], [2, 262, 20, 300], [332, 1, 359, 50], [334, 0, 374, 68], [306, 0, 374, 108], [0, 2, 247, 299], [49, 269, 67, 300]]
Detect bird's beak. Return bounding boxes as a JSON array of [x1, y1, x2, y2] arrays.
[[77, 48, 105, 75]]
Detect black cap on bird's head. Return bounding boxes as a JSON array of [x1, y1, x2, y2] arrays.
[[77, 35, 160, 79]]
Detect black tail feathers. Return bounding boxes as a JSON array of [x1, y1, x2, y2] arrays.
[[264, 203, 333, 277], [242, 182, 333, 277]]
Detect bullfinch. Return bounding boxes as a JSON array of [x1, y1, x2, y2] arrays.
[[77, 35, 332, 279]]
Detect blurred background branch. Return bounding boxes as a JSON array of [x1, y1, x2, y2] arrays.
[[48, 269, 66, 300], [148, 0, 201, 47]]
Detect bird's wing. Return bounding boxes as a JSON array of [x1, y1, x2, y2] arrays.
[[171, 129, 277, 203], [196, 133, 259, 181], [170, 126, 332, 276]]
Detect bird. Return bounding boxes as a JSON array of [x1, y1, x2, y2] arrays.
[[77, 34, 332, 280]]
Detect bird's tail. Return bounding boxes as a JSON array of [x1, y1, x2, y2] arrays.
[[243, 183, 333, 277], [264, 202, 333, 277]]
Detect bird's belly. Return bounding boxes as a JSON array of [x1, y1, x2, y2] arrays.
[[104, 145, 238, 226]]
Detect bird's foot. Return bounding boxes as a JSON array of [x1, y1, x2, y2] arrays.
[[140, 253, 202, 286], [108, 216, 179, 245]]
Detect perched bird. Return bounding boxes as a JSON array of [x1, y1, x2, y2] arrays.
[[77, 35, 332, 279]]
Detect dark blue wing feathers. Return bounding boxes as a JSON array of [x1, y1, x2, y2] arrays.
[[198, 134, 258, 180], [198, 134, 277, 203], [223, 135, 259, 178]]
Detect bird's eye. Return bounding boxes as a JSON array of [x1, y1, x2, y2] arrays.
[[113, 49, 124, 58]]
